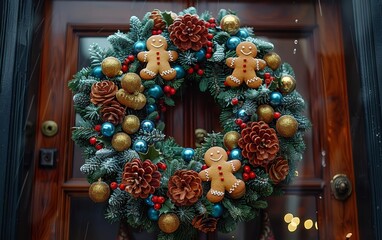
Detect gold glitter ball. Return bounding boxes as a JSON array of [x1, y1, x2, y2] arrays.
[[101, 56, 122, 78], [112, 132, 131, 152], [158, 213, 180, 233], [257, 104, 275, 123], [223, 131, 241, 150], [220, 15, 240, 35], [122, 115, 140, 134], [88, 179, 110, 203], [276, 115, 298, 138], [121, 73, 142, 94], [264, 52, 281, 70], [279, 75, 296, 94]]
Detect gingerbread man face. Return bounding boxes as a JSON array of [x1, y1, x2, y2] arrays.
[[199, 146, 246, 203], [225, 41, 266, 88], [137, 35, 178, 81]]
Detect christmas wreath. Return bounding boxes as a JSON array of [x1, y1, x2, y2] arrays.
[[69, 7, 311, 239]]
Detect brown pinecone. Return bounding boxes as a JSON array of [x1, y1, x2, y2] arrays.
[[149, 9, 166, 30], [90, 80, 118, 105], [122, 159, 161, 198], [238, 121, 279, 167], [267, 156, 289, 184], [167, 170, 203, 206], [100, 100, 125, 125], [192, 215, 217, 233], [168, 14, 208, 51]]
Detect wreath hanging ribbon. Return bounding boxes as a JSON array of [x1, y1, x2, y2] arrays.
[[69, 7, 310, 239]]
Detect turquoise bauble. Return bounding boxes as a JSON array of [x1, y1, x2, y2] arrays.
[[173, 65, 186, 79], [147, 207, 159, 221], [145, 195, 154, 206], [229, 148, 242, 161], [195, 48, 206, 61], [236, 29, 249, 39], [101, 122, 115, 137], [133, 40, 146, 53], [133, 139, 148, 153], [270, 92, 283, 106], [146, 104, 157, 114], [141, 120, 155, 132], [181, 148, 195, 162], [92, 66, 103, 79], [236, 109, 249, 122], [147, 85, 164, 99], [211, 203, 224, 218], [226, 36, 241, 50]]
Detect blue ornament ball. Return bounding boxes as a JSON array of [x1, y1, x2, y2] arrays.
[[92, 66, 103, 79], [211, 203, 224, 218], [147, 85, 164, 99], [146, 104, 157, 114], [181, 148, 195, 162], [236, 29, 249, 39], [173, 65, 186, 79], [141, 120, 155, 132], [195, 48, 206, 61], [236, 109, 250, 122], [101, 122, 115, 137], [133, 41, 146, 53], [147, 207, 159, 221], [229, 148, 242, 161], [270, 92, 283, 106], [226, 36, 241, 50], [145, 195, 154, 206], [133, 139, 148, 153]]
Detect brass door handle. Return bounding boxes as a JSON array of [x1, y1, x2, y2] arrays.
[[41, 120, 58, 137], [331, 174, 352, 201]]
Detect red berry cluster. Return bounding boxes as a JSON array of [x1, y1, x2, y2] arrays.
[[157, 99, 167, 113], [122, 55, 135, 73], [231, 97, 239, 105], [110, 181, 126, 191], [235, 118, 247, 129], [156, 162, 167, 171], [151, 29, 163, 35], [264, 72, 274, 86], [205, 17, 216, 29], [163, 85, 176, 97], [89, 124, 103, 150], [242, 165, 256, 182], [187, 63, 205, 76], [151, 195, 166, 210]]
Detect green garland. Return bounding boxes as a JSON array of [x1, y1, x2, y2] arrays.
[[69, 7, 310, 239]]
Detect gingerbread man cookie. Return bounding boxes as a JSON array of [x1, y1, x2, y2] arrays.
[[137, 35, 178, 81], [198, 146, 246, 203], [225, 42, 266, 88]]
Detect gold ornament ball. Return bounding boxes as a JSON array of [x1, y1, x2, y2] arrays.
[[88, 179, 110, 203], [158, 213, 180, 234], [101, 56, 122, 78], [121, 73, 142, 94], [264, 52, 282, 70], [112, 132, 131, 152], [276, 115, 298, 138], [279, 75, 296, 94], [223, 131, 241, 150], [220, 14, 240, 35], [122, 115, 140, 134], [257, 105, 275, 123]]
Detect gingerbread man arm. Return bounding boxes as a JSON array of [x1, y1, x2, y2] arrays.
[[227, 160, 242, 173], [167, 50, 178, 62], [137, 51, 148, 63], [198, 169, 210, 182], [226, 57, 236, 69]]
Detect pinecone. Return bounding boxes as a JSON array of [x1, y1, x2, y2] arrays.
[[150, 9, 166, 30], [90, 80, 118, 105], [238, 121, 279, 167], [122, 158, 161, 198], [167, 170, 203, 206], [267, 156, 289, 184], [100, 100, 125, 125], [168, 14, 208, 51], [192, 215, 217, 233], [73, 92, 90, 108]]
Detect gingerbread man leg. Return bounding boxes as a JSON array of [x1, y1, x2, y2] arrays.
[[160, 68, 177, 81], [226, 179, 246, 199], [207, 181, 226, 203], [225, 75, 243, 87], [140, 68, 157, 80], [245, 74, 263, 88]]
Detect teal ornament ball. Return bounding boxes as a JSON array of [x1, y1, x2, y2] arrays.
[[195, 48, 206, 61], [236, 29, 249, 39], [226, 36, 241, 50], [101, 122, 115, 137], [133, 40, 146, 53], [229, 148, 242, 160], [173, 65, 186, 79], [270, 92, 283, 106], [211, 203, 224, 218], [236, 109, 249, 122], [133, 139, 148, 153], [146, 104, 157, 114], [145, 195, 154, 206], [181, 148, 195, 162], [141, 120, 155, 132], [92, 66, 103, 79], [147, 85, 164, 99], [147, 207, 159, 221]]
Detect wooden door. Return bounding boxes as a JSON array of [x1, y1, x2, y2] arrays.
[[31, 1, 359, 239]]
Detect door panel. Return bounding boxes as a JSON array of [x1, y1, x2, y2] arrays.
[[31, 1, 358, 239]]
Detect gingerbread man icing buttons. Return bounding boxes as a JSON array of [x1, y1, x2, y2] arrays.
[[198, 146, 246, 203], [137, 35, 179, 81], [225, 41, 266, 88]]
